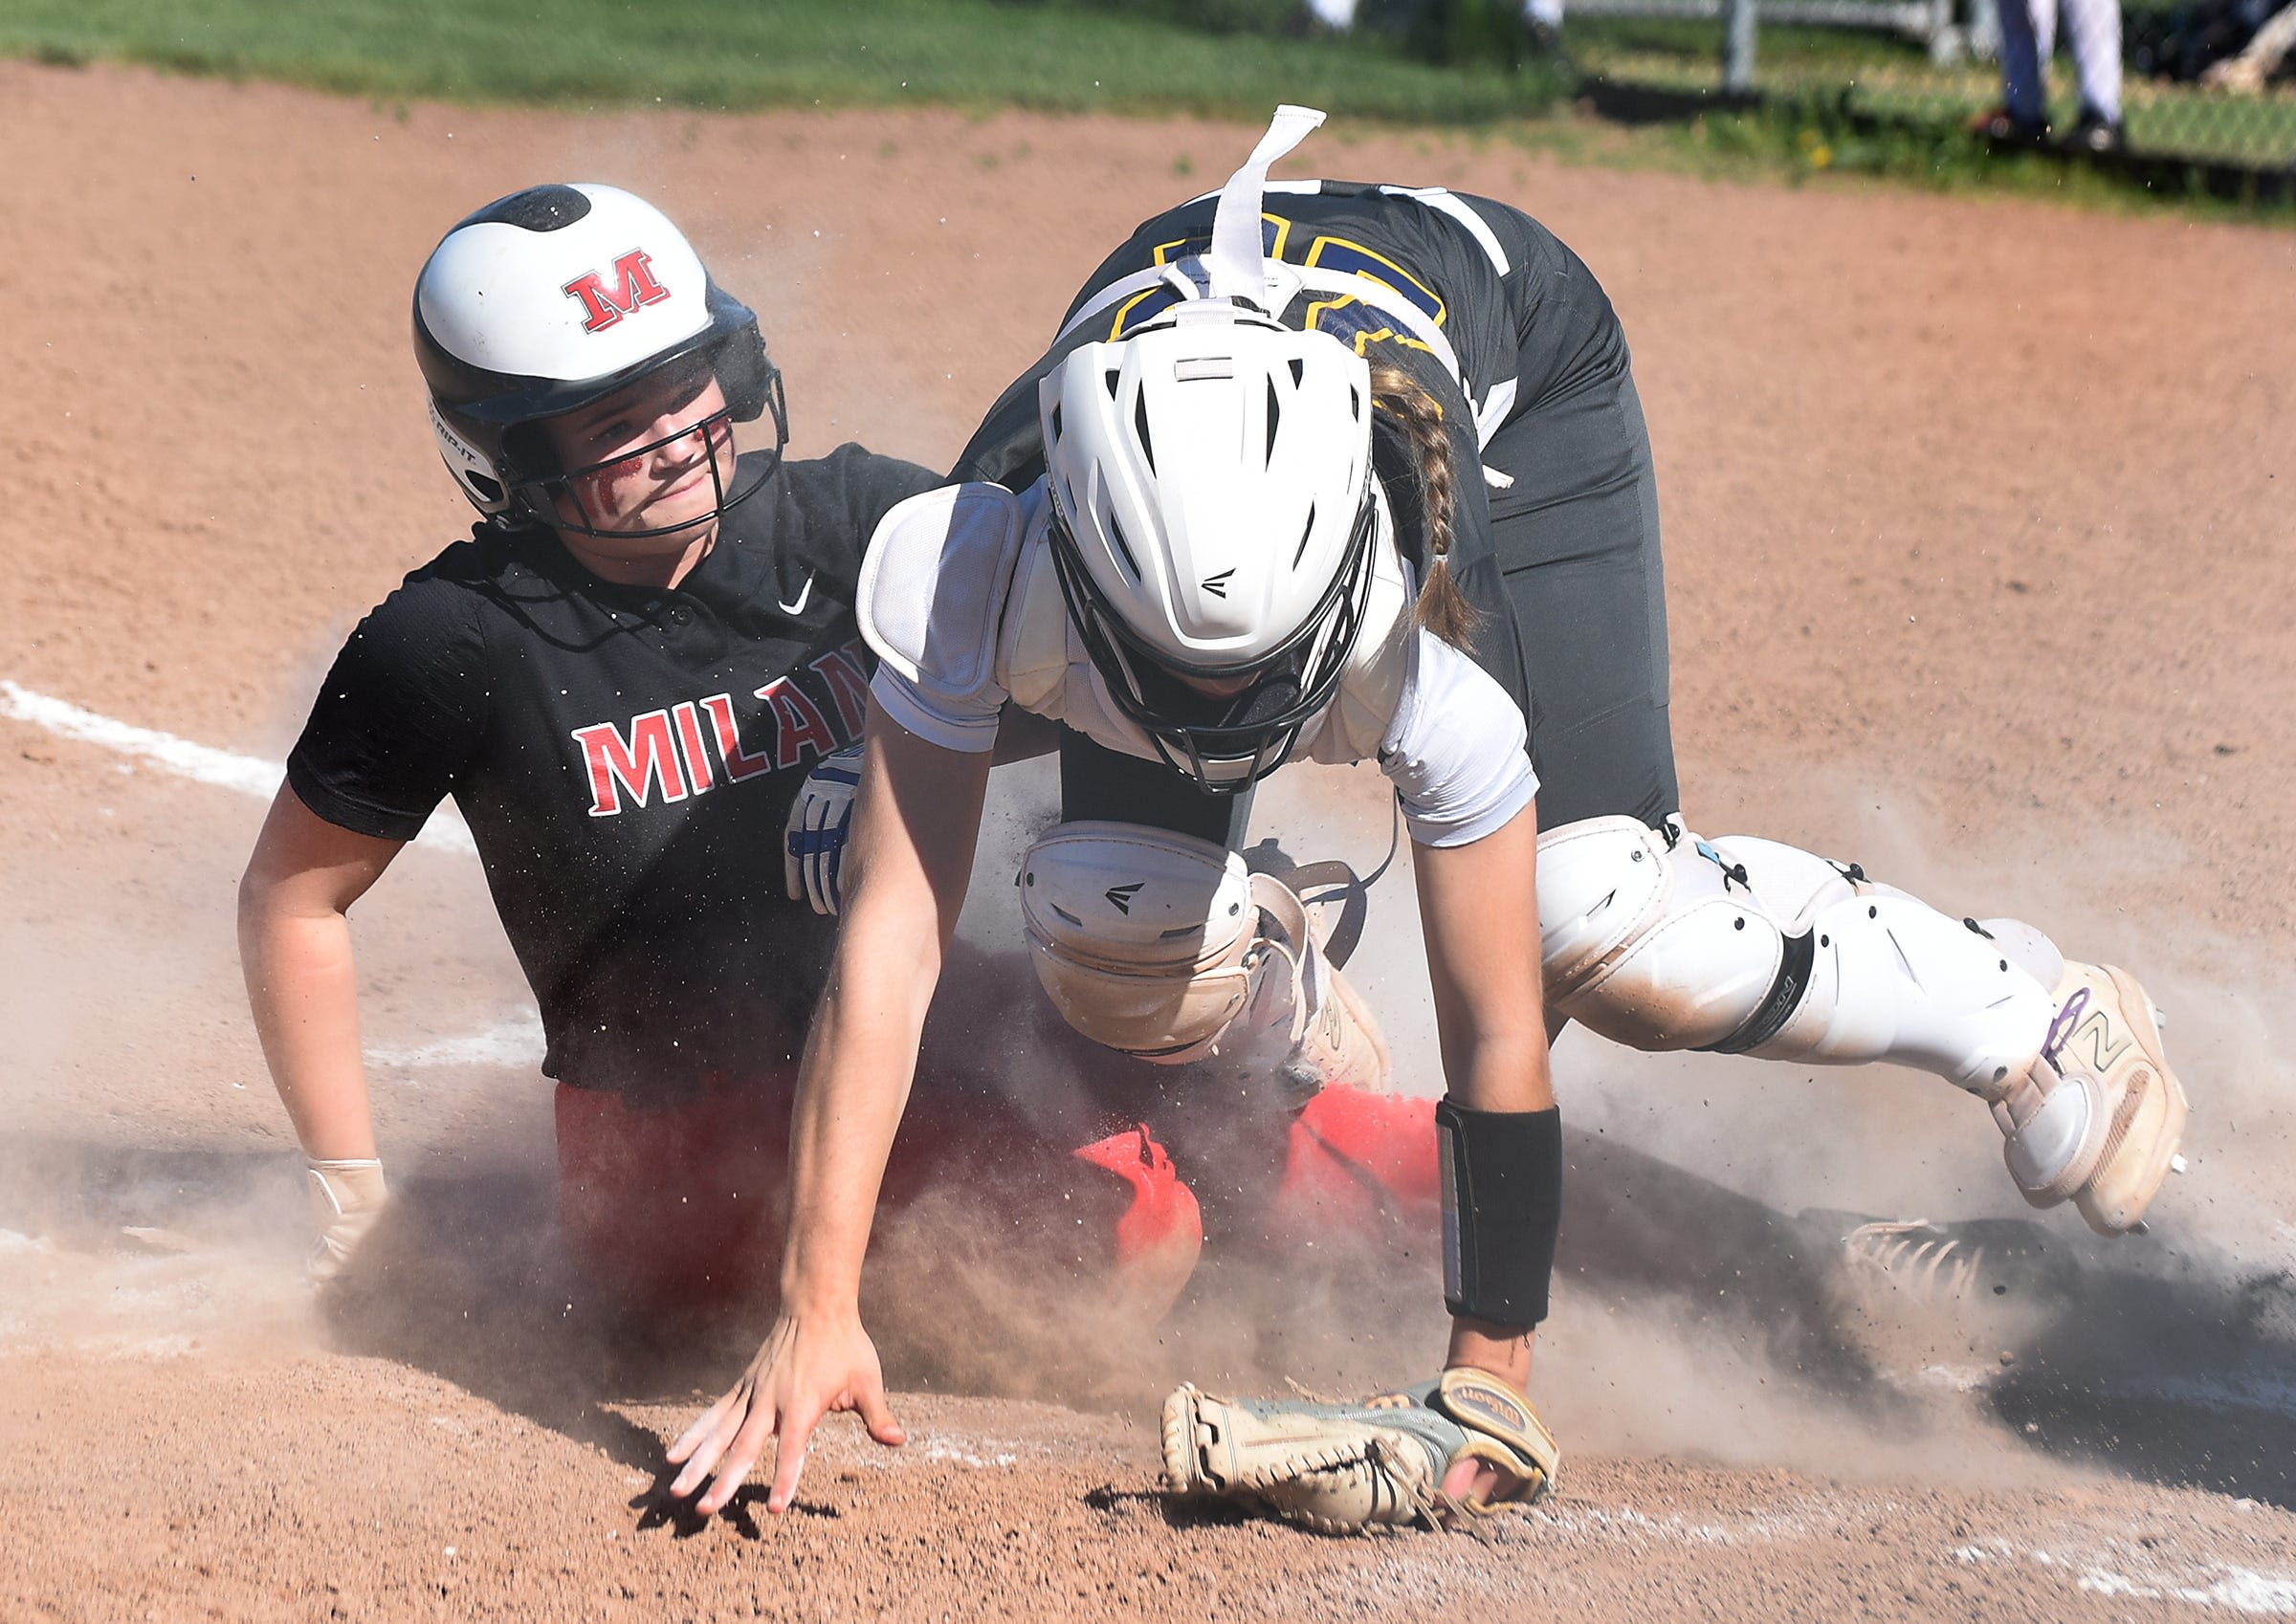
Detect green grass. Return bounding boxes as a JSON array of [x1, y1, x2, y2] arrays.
[[0, 0, 1566, 121], [1566, 14, 2296, 169], [6, 0, 2286, 214]]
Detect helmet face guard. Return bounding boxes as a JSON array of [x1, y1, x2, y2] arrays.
[[1046, 486, 1380, 793], [502, 346, 788, 540]]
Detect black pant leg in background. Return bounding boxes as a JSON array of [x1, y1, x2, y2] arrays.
[[1481, 364, 1681, 833]]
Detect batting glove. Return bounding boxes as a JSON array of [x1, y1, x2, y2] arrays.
[[784, 743, 864, 915], [306, 1157, 389, 1284]]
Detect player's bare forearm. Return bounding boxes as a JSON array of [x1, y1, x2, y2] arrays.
[[1414, 806, 1551, 1392], [1413, 806, 1552, 1113], [776, 709, 992, 1312], [671, 715, 985, 1516], [237, 786, 403, 1160], [240, 902, 376, 1158], [777, 969, 932, 1314]]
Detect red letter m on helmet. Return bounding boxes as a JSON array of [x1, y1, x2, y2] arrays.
[[563, 249, 673, 333]]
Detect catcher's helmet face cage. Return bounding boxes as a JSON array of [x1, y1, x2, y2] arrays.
[[1039, 305, 1380, 795], [1046, 494, 1379, 792], [413, 182, 785, 538]]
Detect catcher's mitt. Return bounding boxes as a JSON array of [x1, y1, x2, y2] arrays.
[[1160, 1366, 1559, 1533]]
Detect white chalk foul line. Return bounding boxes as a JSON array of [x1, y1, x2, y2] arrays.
[[365, 1012, 545, 1071], [2, 679, 475, 857], [1958, 1538, 2296, 1615]]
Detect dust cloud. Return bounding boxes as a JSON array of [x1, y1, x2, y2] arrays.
[[3, 723, 2287, 1511]]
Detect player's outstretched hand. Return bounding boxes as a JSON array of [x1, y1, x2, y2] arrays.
[[665, 1309, 906, 1515]]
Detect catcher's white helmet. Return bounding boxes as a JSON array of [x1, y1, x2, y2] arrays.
[[1039, 301, 1379, 792], [411, 182, 785, 536]]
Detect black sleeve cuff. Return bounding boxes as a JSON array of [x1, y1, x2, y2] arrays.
[[285, 757, 436, 845]]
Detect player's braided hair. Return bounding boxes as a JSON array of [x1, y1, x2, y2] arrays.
[[1367, 363, 1480, 649]]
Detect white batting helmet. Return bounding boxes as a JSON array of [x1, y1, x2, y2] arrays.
[[411, 183, 785, 534], [1039, 302, 1380, 792]]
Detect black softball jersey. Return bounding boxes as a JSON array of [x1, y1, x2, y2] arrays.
[[287, 445, 938, 1100]]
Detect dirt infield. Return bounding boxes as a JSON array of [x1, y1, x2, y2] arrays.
[[3, 58, 2294, 1623]]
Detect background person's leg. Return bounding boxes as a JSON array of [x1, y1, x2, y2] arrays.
[[1996, 0, 2051, 126], [2064, 0, 2125, 130]]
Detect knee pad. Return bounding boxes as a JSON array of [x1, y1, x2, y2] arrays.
[[1020, 822, 1257, 1061], [1537, 817, 2057, 1096], [1537, 816, 1777, 1050], [1020, 822, 1387, 1096]]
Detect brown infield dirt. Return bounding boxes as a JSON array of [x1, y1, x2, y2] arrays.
[[4, 57, 2295, 1624]]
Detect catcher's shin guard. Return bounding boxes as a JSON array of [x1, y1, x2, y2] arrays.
[[1535, 817, 2189, 1233], [1536, 818, 2055, 1091], [1162, 1366, 1559, 1532], [1020, 822, 1388, 1103]]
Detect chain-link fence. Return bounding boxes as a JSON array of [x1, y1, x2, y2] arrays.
[[1564, 0, 2296, 177]]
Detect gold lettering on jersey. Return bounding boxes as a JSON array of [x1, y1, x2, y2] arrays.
[[1303, 235, 1446, 327], [1113, 217, 1446, 348], [1108, 284, 1179, 342], [1300, 294, 1439, 365], [1148, 213, 1294, 268]]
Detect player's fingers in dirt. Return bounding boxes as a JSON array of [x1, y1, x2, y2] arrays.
[[762, 1399, 823, 1512], [855, 1379, 906, 1447], [666, 1382, 743, 1468], [667, 1379, 759, 1500], [688, 1396, 784, 1516]]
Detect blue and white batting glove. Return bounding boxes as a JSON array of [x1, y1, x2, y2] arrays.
[[784, 742, 864, 915]]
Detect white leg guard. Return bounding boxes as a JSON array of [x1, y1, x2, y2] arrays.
[[1537, 817, 2053, 1095], [1019, 822, 1388, 1106], [1537, 816, 2189, 1233]]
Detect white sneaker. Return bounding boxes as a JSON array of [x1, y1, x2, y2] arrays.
[[1993, 961, 2190, 1236]]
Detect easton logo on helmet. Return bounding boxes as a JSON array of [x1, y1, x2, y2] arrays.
[[1200, 569, 1235, 599], [1104, 882, 1145, 914], [563, 249, 673, 333]]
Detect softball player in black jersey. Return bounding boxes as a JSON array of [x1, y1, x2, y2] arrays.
[[669, 109, 2190, 1520], [239, 184, 1182, 1317]]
